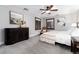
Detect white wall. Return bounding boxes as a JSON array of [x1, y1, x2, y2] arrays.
[[54, 11, 79, 31], [41, 18, 46, 28], [0, 5, 41, 45]]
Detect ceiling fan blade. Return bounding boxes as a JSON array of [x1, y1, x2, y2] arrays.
[[48, 13, 51, 14], [41, 11, 46, 14], [50, 9, 58, 11], [47, 5, 53, 10], [49, 5, 53, 8], [40, 9, 45, 10]]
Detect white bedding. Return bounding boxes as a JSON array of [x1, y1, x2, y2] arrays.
[[40, 28, 79, 46], [40, 31, 71, 46]]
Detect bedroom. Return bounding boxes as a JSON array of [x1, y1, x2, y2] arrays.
[[0, 5, 79, 54]]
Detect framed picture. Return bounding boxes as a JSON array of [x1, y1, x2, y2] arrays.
[[9, 11, 23, 24]]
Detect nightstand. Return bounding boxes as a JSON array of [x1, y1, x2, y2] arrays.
[[71, 37, 79, 53]]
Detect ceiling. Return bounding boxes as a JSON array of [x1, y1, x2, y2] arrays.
[[8, 5, 79, 18]]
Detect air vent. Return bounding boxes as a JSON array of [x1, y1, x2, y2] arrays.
[[23, 8, 28, 11]]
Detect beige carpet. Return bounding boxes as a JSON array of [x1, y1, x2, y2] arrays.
[[0, 35, 72, 54]]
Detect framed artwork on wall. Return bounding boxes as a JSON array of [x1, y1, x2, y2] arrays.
[[9, 11, 24, 24]]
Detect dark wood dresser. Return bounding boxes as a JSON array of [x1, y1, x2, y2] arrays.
[[5, 28, 29, 45]]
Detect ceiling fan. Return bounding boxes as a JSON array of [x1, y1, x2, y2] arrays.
[[40, 5, 58, 14]]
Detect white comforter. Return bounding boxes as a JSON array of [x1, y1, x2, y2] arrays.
[[40, 31, 71, 46]]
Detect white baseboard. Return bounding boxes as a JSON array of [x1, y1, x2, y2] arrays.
[[0, 42, 4, 46]]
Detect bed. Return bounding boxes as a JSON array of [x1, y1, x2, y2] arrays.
[[40, 28, 79, 46]]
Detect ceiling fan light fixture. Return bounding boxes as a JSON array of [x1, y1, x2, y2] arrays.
[[40, 5, 58, 14], [46, 10, 50, 13]]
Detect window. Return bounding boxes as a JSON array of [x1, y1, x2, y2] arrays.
[[46, 18, 55, 30], [35, 17, 41, 30]]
